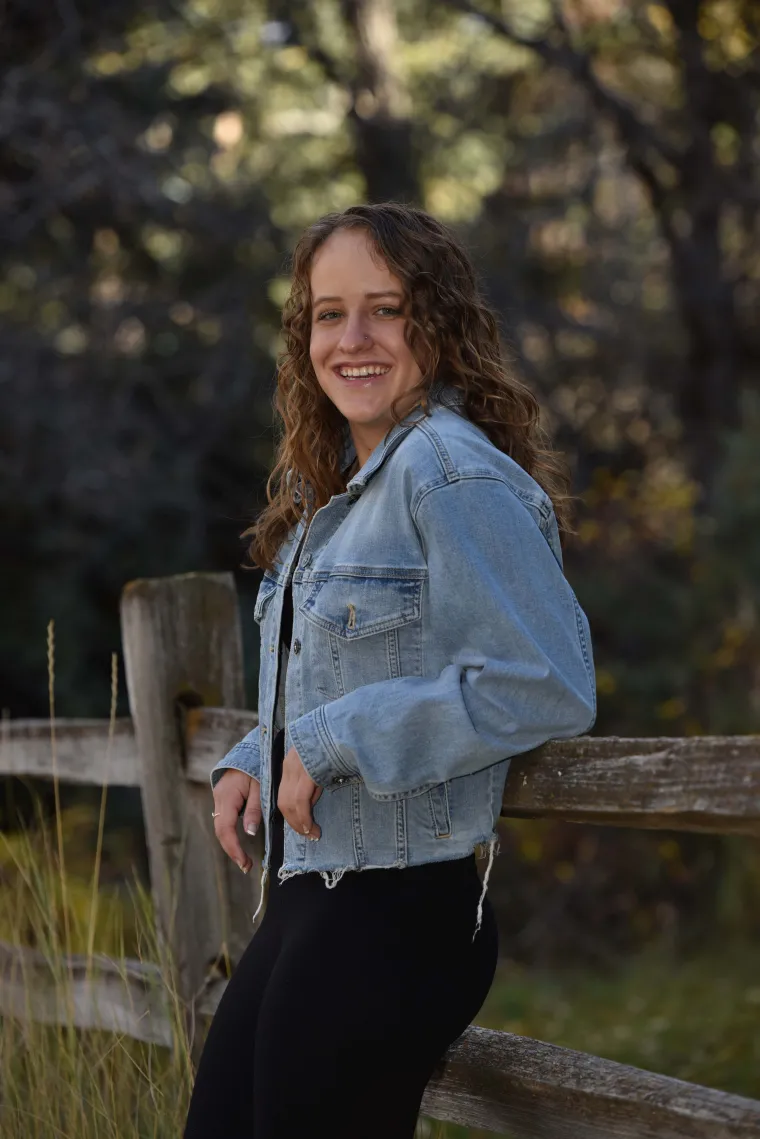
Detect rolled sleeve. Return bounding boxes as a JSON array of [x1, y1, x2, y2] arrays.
[[210, 725, 262, 791]]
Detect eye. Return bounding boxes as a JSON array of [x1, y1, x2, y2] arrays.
[[376, 306, 402, 317], [315, 309, 341, 321]]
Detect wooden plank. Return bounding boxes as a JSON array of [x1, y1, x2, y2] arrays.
[[3, 713, 760, 836], [0, 940, 176, 1048], [421, 1024, 760, 1139], [503, 736, 760, 836], [2, 942, 758, 1138], [119, 572, 262, 1062], [0, 710, 259, 788], [0, 718, 141, 787], [182, 706, 259, 785]]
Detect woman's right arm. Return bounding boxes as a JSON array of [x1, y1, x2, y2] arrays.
[[210, 726, 262, 872]]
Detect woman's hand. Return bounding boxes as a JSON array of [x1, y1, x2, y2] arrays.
[[212, 769, 262, 873], [278, 745, 323, 840]]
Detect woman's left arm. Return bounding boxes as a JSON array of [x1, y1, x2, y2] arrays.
[[288, 474, 596, 802]]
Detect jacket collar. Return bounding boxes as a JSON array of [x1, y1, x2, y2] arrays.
[[292, 381, 465, 507], [340, 381, 465, 500]]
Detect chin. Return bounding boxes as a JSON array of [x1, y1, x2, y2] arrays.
[[321, 385, 391, 414]]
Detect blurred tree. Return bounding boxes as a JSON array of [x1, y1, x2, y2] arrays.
[[444, 0, 759, 487], [1, 0, 758, 743], [1, 0, 286, 715], [267, 0, 421, 202]]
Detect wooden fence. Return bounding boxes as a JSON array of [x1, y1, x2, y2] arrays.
[[1, 571, 759, 1138]]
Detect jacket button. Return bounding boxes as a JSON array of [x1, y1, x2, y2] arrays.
[[301, 552, 312, 566], [293, 639, 301, 654]]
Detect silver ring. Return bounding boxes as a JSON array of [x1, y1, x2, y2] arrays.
[[212, 810, 220, 818]]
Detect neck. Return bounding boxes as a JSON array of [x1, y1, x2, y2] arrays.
[[348, 426, 383, 470], [344, 393, 428, 480]]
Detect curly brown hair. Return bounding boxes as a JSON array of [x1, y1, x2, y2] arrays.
[[242, 202, 573, 573]]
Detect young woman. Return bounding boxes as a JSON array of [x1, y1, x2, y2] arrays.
[[183, 202, 596, 1139]]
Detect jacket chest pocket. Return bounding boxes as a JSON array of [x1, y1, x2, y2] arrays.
[[299, 567, 426, 698]]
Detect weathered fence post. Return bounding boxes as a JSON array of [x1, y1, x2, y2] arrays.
[[120, 571, 262, 1058]]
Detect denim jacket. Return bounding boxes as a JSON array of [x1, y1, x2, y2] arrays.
[[211, 382, 596, 937]]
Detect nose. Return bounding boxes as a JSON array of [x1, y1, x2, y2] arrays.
[[338, 312, 372, 353]]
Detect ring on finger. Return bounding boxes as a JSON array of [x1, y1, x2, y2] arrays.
[[212, 811, 220, 818]]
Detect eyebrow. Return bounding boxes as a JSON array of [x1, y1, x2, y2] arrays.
[[312, 290, 403, 306]]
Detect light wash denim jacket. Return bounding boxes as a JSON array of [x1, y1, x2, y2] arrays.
[[211, 382, 596, 937]]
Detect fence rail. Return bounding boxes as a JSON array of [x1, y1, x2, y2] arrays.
[[1, 570, 759, 1137], [4, 715, 759, 836]]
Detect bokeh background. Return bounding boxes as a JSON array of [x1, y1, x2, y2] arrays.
[[1, 0, 759, 1125]]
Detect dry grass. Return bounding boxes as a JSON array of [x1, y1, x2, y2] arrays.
[[0, 838, 196, 1137], [0, 625, 196, 1137]]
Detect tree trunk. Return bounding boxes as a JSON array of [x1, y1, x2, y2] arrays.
[[342, 0, 420, 203]]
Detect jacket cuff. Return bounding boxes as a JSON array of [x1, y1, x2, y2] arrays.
[[210, 740, 261, 792], [289, 704, 358, 789]]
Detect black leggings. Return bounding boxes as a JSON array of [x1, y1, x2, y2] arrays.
[[184, 729, 498, 1139]]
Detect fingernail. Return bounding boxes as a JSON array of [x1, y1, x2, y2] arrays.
[[245, 822, 258, 836], [307, 834, 319, 841], [238, 861, 249, 873]]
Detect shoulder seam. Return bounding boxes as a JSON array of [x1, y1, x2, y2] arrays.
[[413, 418, 552, 521], [412, 471, 543, 521]]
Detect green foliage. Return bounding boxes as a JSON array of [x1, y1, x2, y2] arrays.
[[575, 401, 760, 737]]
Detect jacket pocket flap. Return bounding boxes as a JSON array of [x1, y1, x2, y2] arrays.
[[300, 568, 425, 639]]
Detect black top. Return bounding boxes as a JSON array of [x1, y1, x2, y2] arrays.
[[280, 580, 293, 651], [271, 581, 293, 869]]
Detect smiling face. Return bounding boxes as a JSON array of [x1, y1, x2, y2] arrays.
[[309, 227, 425, 469]]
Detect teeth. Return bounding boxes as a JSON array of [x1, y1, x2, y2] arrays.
[[338, 366, 391, 378]]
